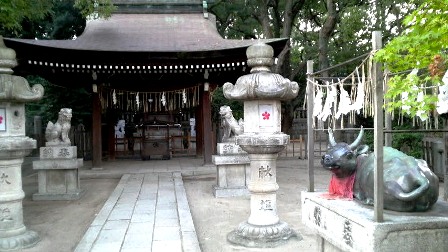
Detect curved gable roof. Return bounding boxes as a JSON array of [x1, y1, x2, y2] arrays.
[[6, 14, 285, 53]]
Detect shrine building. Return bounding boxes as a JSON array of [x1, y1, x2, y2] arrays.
[[4, 0, 288, 167]]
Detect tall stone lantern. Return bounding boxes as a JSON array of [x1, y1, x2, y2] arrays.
[[0, 37, 44, 250], [224, 42, 299, 247]]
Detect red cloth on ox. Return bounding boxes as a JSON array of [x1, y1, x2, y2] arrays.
[[320, 173, 356, 200]]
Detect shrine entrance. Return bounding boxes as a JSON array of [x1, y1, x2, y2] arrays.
[[4, 0, 287, 167], [106, 86, 200, 160]]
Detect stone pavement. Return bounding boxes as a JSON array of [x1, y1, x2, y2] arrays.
[[72, 158, 212, 252], [75, 172, 199, 252]]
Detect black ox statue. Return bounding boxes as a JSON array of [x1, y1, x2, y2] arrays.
[[321, 127, 439, 212]]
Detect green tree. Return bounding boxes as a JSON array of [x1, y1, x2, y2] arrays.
[[375, 0, 448, 119], [1, 1, 114, 132], [0, 0, 115, 36], [209, 0, 419, 133]]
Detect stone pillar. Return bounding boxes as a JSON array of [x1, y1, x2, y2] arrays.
[[0, 36, 43, 250], [224, 42, 300, 247]]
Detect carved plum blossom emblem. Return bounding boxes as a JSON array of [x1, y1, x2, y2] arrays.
[[0, 109, 5, 131], [262, 111, 270, 120]]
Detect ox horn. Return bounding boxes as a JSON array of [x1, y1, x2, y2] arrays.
[[328, 128, 337, 147], [348, 126, 364, 149]]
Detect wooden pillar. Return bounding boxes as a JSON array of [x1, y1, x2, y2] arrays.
[[92, 90, 102, 168], [372, 31, 384, 222], [202, 84, 213, 165], [195, 105, 203, 157], [306, 60, 315, 192]]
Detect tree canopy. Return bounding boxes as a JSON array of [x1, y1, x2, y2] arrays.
[[375, 0, 448, 120], [0, 0, 115, 37]]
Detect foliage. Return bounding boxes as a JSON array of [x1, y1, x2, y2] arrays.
[[375, 0, 448, 118], [0, 0, 114, 36], [74, 0, 116, 20], [0, 0, 53, 35], [2, 0, 87, 39], [210, 87, 243, 124], [26, 76, 92, 128]]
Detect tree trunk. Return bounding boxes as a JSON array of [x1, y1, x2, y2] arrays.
[[318, 0, 337, 77]]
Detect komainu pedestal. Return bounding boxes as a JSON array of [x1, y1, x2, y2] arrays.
[[33, 145, 84, 200], [33, 108, 84, 200], [212, 143, 250, 197]]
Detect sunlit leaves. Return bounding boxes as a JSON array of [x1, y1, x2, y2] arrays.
[[376, 0, 448, 116]]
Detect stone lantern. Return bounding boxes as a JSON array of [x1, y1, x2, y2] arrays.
[[0, 37, 44, 250], [223, 42, 299, 247]]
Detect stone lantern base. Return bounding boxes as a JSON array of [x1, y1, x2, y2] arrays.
[[0, 231, 40, 251], [227, 221, 298, 248]]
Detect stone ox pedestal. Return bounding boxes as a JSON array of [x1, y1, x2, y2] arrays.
[[33, 145, 84, 200], [212, 143, 250, 197], [302, 192, 448, 252]]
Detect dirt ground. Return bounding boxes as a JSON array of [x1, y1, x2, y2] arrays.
[[22, 176, 120, 252], [19, 158, 330, 252], [183, 158, 332, 252]]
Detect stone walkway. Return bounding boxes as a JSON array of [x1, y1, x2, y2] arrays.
[[74, 158, 211, 252]]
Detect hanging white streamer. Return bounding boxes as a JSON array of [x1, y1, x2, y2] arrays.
[[161, 92, 166, 107], [313, 87, 323, 117], [318, 83, 336, 121], [416, 90, 428, 121], [112, 89, 117, 105], [182, 89, 187, 104], [136, 92, 140, 108], [335, 83, 352, 119], [352, 67, 365, 113], [436, 70, 448, 115]]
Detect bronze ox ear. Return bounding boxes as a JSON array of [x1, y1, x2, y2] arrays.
[[354, 144, 369, 155]]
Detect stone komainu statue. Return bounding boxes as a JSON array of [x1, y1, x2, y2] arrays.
[[219, 105, 244, 143], [45, 108, 72, 145]]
